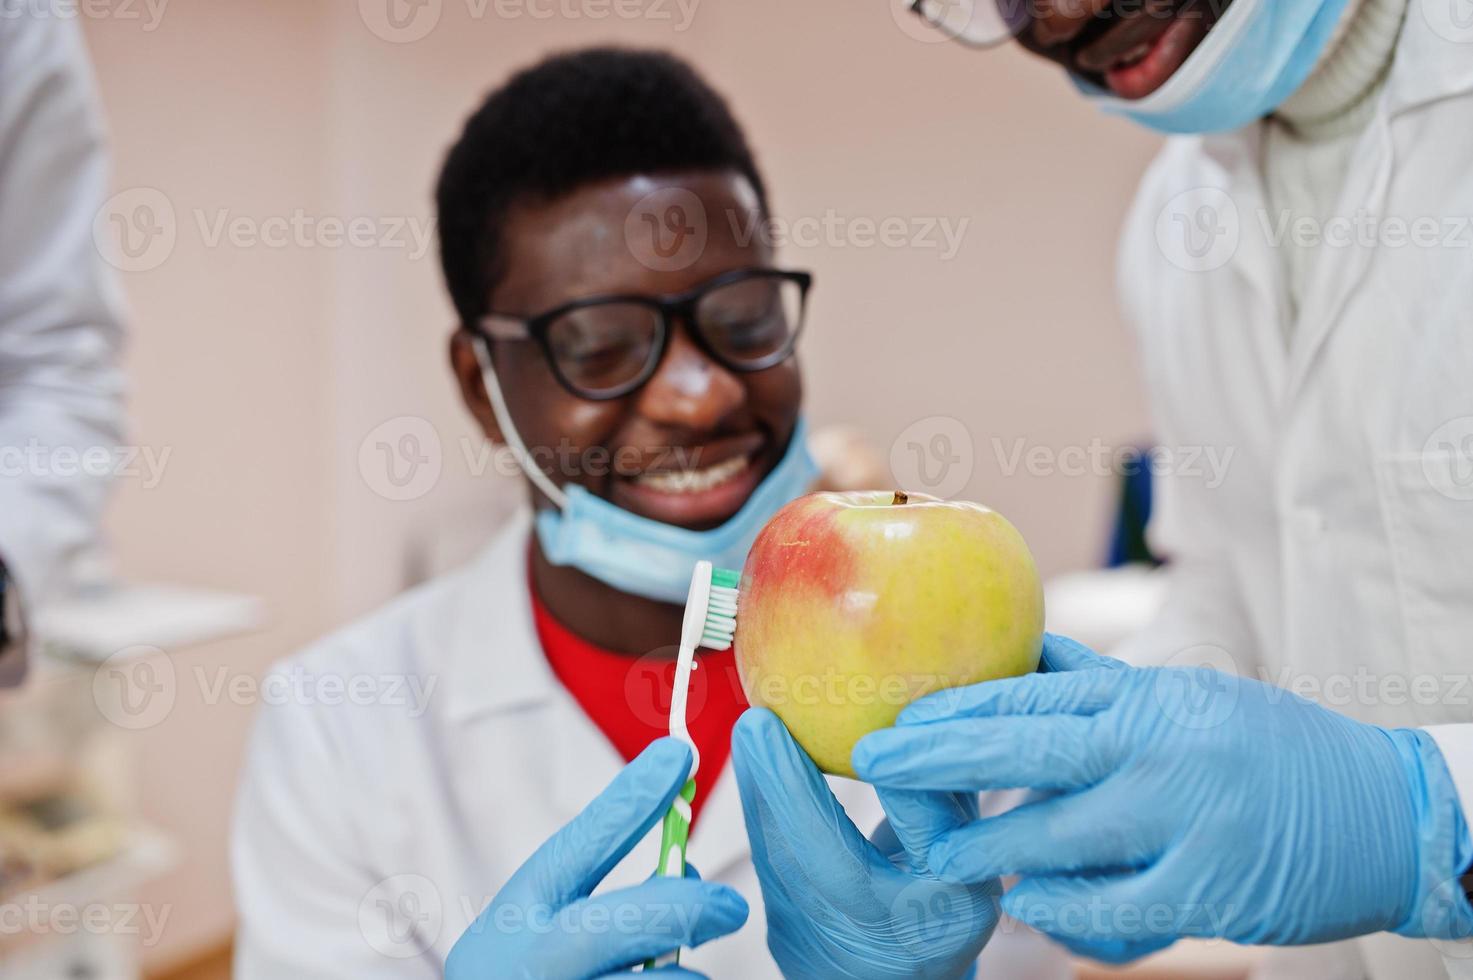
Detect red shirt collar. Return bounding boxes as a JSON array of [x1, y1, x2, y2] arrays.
[[529, 576, 748, 825]]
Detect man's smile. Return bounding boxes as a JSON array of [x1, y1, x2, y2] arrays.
[[611, 430, 771, 530], [1021, 0, 1230, 100]]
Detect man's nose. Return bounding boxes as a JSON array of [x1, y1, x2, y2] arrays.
[[634, 326, 745, 430]]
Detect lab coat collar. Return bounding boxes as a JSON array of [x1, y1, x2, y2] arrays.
[[1186, 0, 1473, 405], [1192, 0, 1473, 259], [1276, 1, 1473, 398], [1190, 126, 1292, 401], [433, 510, 759, 878], [437, 510, 559, 726], [1382, 4, 1473, 118]]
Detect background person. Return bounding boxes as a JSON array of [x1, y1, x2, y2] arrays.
[[842, 0, 1473, 977], [0, 14, 127, 686]]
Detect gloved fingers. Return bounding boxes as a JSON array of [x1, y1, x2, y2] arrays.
[[731, 708, 875, 885], [1030, 925, 1174, 966], [854, 715, 1115, 793], [1039, 633, 1127, 674], [732, 708, 870, 848], [869, 813, 902, 861], [502, 737, 692, 909], [929, 784, 1156, 882], [873, 788, 978, 875], [885, 874, 1003, 967], [544, 877, 748, 978], [640, 862, 700, 884], [600, 968, 709, 979], [1001, 873, 1176, 964], [895, 666, 1127, 727]]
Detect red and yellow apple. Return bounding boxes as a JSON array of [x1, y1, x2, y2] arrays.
[[735, 490, 1044, 777]]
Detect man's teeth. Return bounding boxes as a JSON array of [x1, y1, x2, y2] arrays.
[[1118, 42, 1152, 68], [636, 454, 750, 494]]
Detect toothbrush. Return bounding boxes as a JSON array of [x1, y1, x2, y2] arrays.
[[646, 560, 740, 969]]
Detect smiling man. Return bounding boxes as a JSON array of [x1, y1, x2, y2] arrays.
[[1014, 0, 1236, 99], [921, 0, 1368, 133], [231, 48, 1043, 979], [230, 49, 825, 978]]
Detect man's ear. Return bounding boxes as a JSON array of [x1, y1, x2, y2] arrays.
[[449, 329, 504, 444]]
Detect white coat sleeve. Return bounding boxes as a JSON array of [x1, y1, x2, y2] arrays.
[[231, 667, 441, 980], [0, 15, 127, 673]]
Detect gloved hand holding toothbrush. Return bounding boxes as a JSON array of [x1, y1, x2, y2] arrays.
[[446, 738, 748, 979]]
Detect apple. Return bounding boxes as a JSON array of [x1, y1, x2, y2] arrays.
[[735, 490, 1044, 777]]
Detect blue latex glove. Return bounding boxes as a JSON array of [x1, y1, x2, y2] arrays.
[[853, 635, 1473, 964], [446, 738, 748, 979], [731, 707, 999, 979]]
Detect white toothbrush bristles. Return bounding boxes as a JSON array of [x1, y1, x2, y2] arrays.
[[699, 584, 739, 651]]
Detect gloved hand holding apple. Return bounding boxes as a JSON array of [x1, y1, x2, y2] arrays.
[[734, 489, 1044, 776]]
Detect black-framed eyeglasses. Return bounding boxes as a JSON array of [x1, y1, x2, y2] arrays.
[[907, 0, 1030, 49], [476, 267, 813, 401]]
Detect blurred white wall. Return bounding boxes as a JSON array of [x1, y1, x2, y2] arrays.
[[81, 0, 1163, 967]]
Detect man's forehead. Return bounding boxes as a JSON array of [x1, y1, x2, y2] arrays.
[[496, 171, 769, 308]]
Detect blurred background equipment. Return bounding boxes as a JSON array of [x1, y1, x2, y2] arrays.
[[0, 661, 174, 979], [0, 6, 127, 685], [0, 591, 260, 978]]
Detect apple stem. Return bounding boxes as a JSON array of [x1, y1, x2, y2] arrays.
[[892, 490, 909, 506]]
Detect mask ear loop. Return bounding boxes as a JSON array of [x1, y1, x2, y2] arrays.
[[472, 335, 569, 510]]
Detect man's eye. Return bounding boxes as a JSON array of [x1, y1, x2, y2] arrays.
[[712, 312, 784, 350], [567, 343, 629, 365], [553, 321, 628, 357]]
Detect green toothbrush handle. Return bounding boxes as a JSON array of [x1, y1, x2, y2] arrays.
[[645, 777, 696, 969], [659, 778, 695, 871]]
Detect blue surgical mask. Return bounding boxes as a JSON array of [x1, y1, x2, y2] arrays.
[[476, 341, 816, 604], [1077, 0, 1352, 135]]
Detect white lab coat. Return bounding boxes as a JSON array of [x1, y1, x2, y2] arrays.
[[232, 514, 1071, 978], [0, 14, 127, 679], [1114, 7, 1473, 978]]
